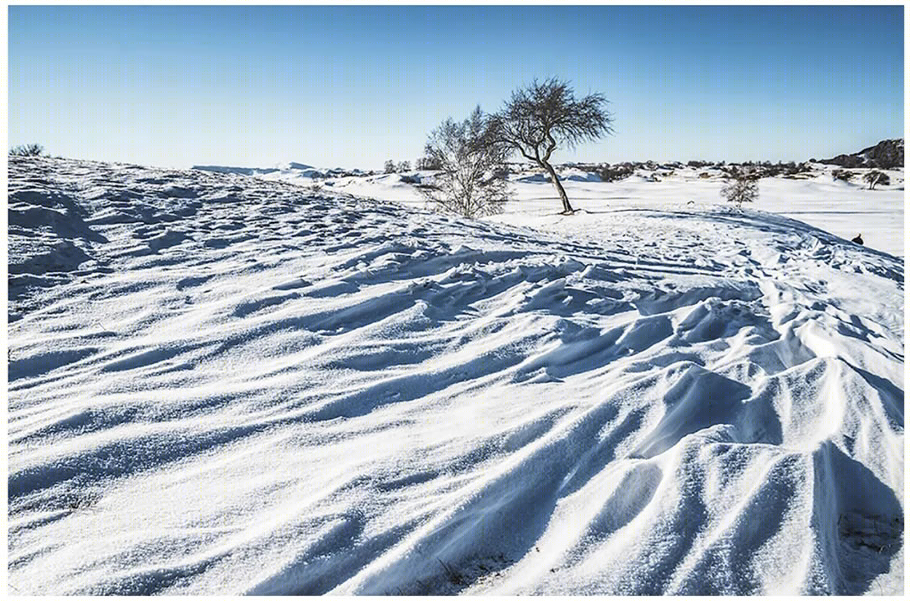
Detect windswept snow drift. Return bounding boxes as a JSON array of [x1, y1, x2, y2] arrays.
[[7, 156, 904, 595]]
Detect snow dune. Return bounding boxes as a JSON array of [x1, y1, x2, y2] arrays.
[[6, 156, 904, 594]]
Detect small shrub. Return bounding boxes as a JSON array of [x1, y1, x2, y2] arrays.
[[384, 159, 396, 174], [721, 170, 759, 208], [596, 163, 634, 182], [10, 143, 45, 157], [397, 160, 411, 173], [832, 169, 855, 182]]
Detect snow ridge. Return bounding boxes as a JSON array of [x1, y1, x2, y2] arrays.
[[7, 156, 904, 595]]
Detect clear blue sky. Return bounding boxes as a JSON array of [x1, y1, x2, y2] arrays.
[[9, 5, 904, 170]]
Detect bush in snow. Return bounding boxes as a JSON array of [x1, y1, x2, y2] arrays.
[[596, 163, 634, 182], [419, 106, 512, 219], [832, 169, 855, 182], [384, 160, 397, 174], [397, 160, 411, 173], [863, 170, 889, 190], [721, 169, 759, 209], [416, 156, 442, 171], [491, 165, 512, 180], [10, 143, 45, 157]]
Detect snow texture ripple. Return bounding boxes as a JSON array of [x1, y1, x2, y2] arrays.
[[6, 156, 904, 595]]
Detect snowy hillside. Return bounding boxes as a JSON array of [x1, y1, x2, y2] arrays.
[[327, 165, 906, 258], [192, 162, 365, 183], [194, 161, 905, 257], [7, 156, 904, 595]]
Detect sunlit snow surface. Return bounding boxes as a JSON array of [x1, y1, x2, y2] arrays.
[[7, 156, 904, 595]]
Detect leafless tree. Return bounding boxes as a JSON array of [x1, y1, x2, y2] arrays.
[[863, 170, 889, 190], [419, 106, 512, 219], [721, 169, 759, 209], [397, 160, 411, 173], [487, 78, 613, 214], [384, 159, 397, 174]]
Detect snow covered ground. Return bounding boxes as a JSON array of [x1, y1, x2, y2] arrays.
[[7, 156, 904, 595], [322, 165, 905, 258]]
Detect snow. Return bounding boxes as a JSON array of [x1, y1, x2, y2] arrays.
[[330, 165, 905, 258], [192, 161, 320, 180], [7, 155, 904, 595]]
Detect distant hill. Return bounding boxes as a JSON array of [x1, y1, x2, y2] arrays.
[[191, 163, 370, 179], [192, 162, 315, 176], [192, 165, 271, 176], [819, 139, 904, 169]]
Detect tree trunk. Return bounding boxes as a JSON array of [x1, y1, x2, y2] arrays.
[[541, 161, 574, 214]]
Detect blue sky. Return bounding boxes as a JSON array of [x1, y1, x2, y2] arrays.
[[9, 5, 904, 170]]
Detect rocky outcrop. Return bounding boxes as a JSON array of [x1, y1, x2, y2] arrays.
[[821, 139, 904, 169]]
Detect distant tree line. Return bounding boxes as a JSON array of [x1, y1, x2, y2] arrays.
[[384, 159, 412, 174]]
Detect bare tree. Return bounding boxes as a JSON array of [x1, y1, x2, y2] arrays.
[[863, 170, 889, 190], [384, 159, 397, 174], [419, 106, 512, 219], [397, 160, 411, 173], [487, 78, 613, 214], [721, 169, 759, 209]]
